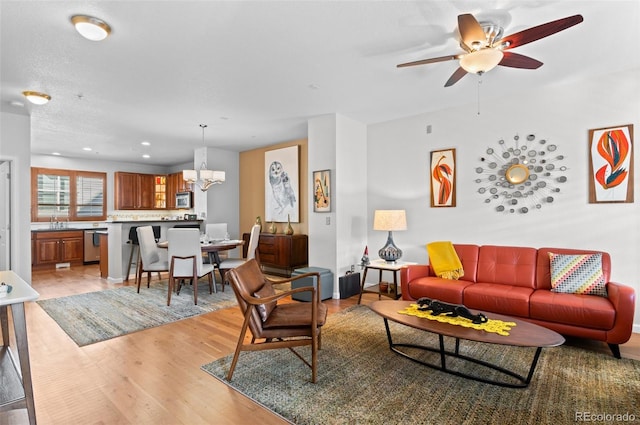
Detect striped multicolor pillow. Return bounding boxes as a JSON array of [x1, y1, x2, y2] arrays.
[[549, 252, 607, 297]]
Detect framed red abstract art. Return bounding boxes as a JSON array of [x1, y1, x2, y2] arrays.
[[588, 124, 634, 203], [430, 148, 456, 207]]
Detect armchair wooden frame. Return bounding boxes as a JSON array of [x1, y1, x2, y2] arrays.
[[226, 259, 328, 383]]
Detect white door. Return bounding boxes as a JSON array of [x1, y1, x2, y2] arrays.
[[0, 161, 11, 270]]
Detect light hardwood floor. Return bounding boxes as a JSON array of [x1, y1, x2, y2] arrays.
[[2, 265, 638, 424]]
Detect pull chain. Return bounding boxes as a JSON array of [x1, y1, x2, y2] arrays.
[[477, 77, 482, 116]]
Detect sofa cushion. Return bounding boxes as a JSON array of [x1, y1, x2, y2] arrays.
[[530, 290, 615, 330], [463, 283, 533, 317], [405, 276, 472, 304], [537, 247, 611, 290], [549, 252, 607, 297], [476, 245, 537, 288]]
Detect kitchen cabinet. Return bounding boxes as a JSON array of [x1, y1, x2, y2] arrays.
[[99, 232, 108, 278], [114, 172, 157, 210], [154, 175, 167, 209], [243, 233, 308, 276], [33, 230, 84, 268], [166, 172, 190, 209]]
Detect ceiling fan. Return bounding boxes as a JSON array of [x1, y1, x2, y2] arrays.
[[397, 13, 583, 87]]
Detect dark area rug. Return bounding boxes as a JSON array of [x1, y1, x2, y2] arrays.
[[37, 280, 237, 346], [201, 304, 640, 425]]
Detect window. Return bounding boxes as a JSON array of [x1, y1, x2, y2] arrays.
[[32, 168, 106, 222]]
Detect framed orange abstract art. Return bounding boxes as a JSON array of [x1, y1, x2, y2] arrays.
[[588, 124, 634, 203], [313, 169, 331, 212], [430, 148, 456, 207]]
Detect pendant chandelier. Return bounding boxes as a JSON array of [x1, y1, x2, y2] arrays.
[[183, 124, 225, 192]]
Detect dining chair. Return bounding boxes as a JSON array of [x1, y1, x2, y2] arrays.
[[136, 226, 169, 293], [206, 223, 228, 240], [225, 258, 327, 383], [167, 228, 215, 305], [218, 224, 261, 290], [206, 223, 229, 262]]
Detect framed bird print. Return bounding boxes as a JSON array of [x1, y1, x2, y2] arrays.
[[588, 124, 634, 203], [313, 169, 331, 212], [265, 145, 299, 222], [430, 148, 456, 207]]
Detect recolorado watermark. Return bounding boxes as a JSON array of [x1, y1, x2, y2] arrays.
[[575, 412, 636, 422]]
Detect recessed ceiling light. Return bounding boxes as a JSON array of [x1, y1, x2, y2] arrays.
[[9, 100, 25, 108], [52, 152, 61, 156], [22, 91, 51, 105], [141, 141, 151, 146], [71, 15, 112, 41], [83, 147, 92, 151], [142, 154, 150, 159]]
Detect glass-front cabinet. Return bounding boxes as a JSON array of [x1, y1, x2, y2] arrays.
[[154, 175, 166, 209]]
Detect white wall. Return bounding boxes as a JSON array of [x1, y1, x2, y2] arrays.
[[335, 115, 368, 275], [309, 114, 368, 298], [0, 112, 31, 280], [308, 115, 338, 285], [204, 146, 240, 240], [368, 67, 640, 330]]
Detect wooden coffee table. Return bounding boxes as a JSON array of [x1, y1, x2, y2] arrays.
[[370, 300, 565, 388]]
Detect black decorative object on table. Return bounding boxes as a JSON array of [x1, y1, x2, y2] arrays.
[[416, 297, 488, 324]]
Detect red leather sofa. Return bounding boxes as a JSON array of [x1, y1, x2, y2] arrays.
[[400, 244, 636, 358]]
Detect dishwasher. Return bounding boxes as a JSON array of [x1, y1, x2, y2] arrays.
[[84, 229, 103, 263]]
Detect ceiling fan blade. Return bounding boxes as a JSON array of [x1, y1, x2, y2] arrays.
[[444, 67, 468, 87], [397, 54, 459, 68], [500, 14, 583, 50], [458, 14, 486, 50], [499, 51, 543, 69]]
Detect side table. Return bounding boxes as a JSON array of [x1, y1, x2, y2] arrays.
[[0, 271, 39, 425], [357, 259, 416, 304]]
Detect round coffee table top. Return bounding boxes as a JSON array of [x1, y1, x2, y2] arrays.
[[370, 300, 565, 348]]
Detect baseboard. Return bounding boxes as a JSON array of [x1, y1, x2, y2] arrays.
[[633, 324, 640, 334]]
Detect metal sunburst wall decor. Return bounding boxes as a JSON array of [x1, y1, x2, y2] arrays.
[[474, 134, 568, 213]]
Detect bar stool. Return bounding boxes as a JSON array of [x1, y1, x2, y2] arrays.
[[126, 226, 161, 281], [125, 227, 140, 281]]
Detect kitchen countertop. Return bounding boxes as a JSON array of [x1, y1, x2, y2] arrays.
[[31, 228, 107, 233], [109, 219, 204, 224]]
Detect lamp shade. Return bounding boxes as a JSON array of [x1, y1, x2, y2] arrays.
[[373, 210, 407, 231], [183, 169, 197, 182], [459, 49, 504, 74], [199, 169, 214, 181], [211, 170, 225, 182]]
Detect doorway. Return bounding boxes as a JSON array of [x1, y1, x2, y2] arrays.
[[0, 160, 11, 270]]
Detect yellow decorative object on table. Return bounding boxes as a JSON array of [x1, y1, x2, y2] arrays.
[[426, 241, 464, 280], [398, 304, 516, 336]]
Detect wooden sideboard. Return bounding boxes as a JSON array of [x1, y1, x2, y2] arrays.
[[242, 233, 308, 276]]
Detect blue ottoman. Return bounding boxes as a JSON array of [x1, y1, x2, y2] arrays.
[[291, 267, 333, 301]]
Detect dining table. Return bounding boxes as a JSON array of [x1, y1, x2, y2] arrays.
[[157, 238, 245, 268]]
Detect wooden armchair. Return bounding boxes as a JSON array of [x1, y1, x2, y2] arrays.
[[225, 259, 328, 383]]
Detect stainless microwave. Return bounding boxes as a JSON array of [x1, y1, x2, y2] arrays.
[[175, 192, 192, 209]]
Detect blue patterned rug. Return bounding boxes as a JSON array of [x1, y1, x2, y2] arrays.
[[37, 280, 237, 346]]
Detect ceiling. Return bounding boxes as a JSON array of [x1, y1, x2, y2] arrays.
[[2, 1, 639, 166]]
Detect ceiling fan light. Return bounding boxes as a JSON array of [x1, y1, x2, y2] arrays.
[[459, 49, 504, 74], [22, 91, 51, 105], [71, 15, 111, 41]]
